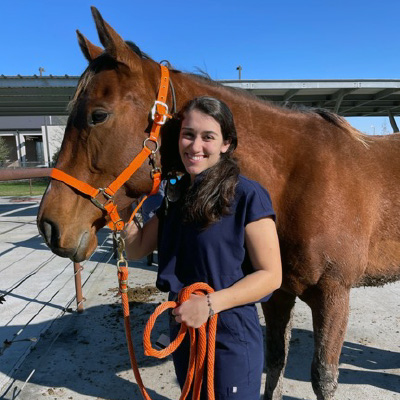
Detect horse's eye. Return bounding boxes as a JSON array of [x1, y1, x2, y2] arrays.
[[90, 110, 108, 125]]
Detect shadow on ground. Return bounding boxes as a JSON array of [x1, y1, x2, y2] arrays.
[[274, 327, 400, 395], [2, 309, 399, 400], [1, 294, 174, 400], [0, 229, 112, 263]]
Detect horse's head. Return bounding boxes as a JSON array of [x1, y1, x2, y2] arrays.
[[37, 7, 179, 261]]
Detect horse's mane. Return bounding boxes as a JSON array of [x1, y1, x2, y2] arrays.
[[69, 41, 369, 147], [125, 41, 152, 60], [290, 106, 370, 147], [188, 73, 369, 147]]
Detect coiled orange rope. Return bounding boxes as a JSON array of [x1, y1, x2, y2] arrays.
[[118, 265, 218, 400]]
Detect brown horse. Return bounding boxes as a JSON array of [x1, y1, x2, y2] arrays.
[[37, 7, 400, 400]]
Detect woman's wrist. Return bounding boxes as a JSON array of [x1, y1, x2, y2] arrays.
[[206, 293, 215, 318], [207, 292, 227, 315]]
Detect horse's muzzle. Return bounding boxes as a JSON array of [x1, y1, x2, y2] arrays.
[[38, 218, 92, 262]]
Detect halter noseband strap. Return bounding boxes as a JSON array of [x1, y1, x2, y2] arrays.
[[50, 64, 171, 232]]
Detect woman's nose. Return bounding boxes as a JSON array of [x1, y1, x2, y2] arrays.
[[190, 137, 202, 152]]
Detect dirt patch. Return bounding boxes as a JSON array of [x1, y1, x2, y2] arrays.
[[108, 285, 160, 304], [127, 285, 160, 303]]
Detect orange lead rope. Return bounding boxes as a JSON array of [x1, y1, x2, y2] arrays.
[[143, 283, 218, 400], [119, 262, 218, 400]]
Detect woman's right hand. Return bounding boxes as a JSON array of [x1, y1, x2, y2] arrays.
[[123, 215, 159, 261], [122, 220, 140, 242]]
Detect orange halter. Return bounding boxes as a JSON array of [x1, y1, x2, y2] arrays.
[[50, 64, 171, 231]]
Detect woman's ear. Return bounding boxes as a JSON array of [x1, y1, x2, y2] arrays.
[[221, 139, 232, 154]]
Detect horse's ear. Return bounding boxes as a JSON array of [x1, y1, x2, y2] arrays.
[[90, 6, 140, 70], [76, 30, 103, 62]]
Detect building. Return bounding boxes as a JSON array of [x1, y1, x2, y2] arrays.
[[0, 75, 75, 167], [0, 115, 67, 167]]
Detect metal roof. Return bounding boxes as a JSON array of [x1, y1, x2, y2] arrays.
[[0, 75, 77, 116], [1, 75, 400, 117]]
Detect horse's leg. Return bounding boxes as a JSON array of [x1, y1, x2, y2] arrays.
[[262, 289, 296, 400], [305, 282, 350, 400]]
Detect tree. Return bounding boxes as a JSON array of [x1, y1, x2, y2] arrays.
[[381, 120, 389, 135], [51, 147, 60, 167], [0, 137, 10, 166]]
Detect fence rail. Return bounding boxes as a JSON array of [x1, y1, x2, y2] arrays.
[[0, 168, 52, 181], [0, 167, 84, 312]]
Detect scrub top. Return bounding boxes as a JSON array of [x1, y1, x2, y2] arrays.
[[156, 174, 276, 299]]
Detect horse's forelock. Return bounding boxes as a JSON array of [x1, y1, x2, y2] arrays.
[[67, 54, 122, 112], [67, 68, 95, 112]]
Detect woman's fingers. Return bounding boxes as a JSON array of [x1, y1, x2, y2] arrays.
[[171, 297, 209, 328]]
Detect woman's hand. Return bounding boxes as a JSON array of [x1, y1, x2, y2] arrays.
[[123, 215, 159, 260], [122, 220, 140, 241], [172, 294, 209, 328], [121, 221, 140, 260]]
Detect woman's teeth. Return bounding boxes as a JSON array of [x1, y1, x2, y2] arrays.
[[188, 154, 205, 160]]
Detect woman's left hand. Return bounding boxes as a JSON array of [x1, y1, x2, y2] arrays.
[[172, 294, 209, 328]]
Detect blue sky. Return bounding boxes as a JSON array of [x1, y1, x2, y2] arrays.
[[1, 0, 399, 133]]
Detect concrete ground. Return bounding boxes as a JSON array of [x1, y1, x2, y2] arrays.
[[0, 196, 399, 400]]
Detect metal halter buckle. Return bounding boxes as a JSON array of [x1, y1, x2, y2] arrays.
[[91, 188, 113, 210], [150, 101, 169, 125]]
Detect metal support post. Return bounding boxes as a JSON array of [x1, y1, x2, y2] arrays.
[[73, 262, 84, 313], [388, 109, 399, 133]]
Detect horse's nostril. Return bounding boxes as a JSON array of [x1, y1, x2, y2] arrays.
[[42, 220, 60, 248], [43, 221, 52, 244]]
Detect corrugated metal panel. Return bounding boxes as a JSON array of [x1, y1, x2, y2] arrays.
[[1, 76, 400, 117]]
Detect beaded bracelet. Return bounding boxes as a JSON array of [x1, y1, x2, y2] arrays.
[[206, 293, 215, 318]]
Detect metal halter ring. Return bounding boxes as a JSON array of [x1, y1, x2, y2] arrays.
[[117, 259, 128, 269], [143, 138, 160, 154]]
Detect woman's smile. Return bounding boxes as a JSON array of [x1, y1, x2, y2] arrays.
[[185, 153, 208, 162]]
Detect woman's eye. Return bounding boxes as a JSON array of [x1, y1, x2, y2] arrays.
[[90, 110, 108, 125]]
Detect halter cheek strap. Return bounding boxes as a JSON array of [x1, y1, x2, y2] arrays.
[[50, 64, 171, 232]]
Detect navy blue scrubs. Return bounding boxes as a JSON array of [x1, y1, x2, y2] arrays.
[[156, 174, 275, 399]]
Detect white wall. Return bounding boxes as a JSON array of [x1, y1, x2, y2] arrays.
[[41, 125, 65, 164]]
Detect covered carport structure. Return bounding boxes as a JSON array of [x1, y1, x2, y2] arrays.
[[1, 75, 400, 131], [222, 78, 400, 132]]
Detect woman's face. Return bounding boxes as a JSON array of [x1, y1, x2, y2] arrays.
[[179, 109, 230, 181]]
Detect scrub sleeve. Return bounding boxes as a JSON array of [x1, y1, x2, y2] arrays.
[[156, 175, 276, 399]]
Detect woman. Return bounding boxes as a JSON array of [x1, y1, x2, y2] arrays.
[[123, 96, 282, 399]]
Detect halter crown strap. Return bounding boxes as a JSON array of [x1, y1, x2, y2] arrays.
[[50, 64, 170, 231]]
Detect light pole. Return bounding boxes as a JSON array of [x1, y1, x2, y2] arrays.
[[236, 65, 242, 80]]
